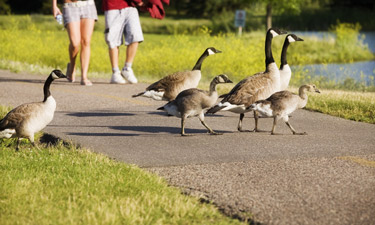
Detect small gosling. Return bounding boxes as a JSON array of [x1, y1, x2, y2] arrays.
[[248, 84, 320, 135], [158, 74, 233, 136], [0, 70, 66, 150]]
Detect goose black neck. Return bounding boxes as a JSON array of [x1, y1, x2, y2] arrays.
[[192, 51, 208, 70], [280, 38, 290, 70], [209, 80, 218, 94], [43, 75, 54, 102], [265, 31, 275, 69]]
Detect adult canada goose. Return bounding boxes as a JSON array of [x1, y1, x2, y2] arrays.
[[0, 70, 66, 151], [132, 47, 222, 101], [207, 28, 287, 132], [248, 84, 320, 135], [279, 34, 304, 90], [157, 74, 233, 136]]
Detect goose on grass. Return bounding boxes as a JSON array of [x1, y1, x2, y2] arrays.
[[0, 70, 66, 151]]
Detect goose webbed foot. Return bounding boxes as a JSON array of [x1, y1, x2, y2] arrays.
[[181, 133, 193, 137], [210, 131, 223, 135], [293, 132, 307, 135]]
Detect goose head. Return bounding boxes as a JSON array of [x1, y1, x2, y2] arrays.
[[206, 47, 222, 56], [50, 69, 67, 80], [269, 27, 287, 38], [213, 74, 233, 84], [287, 34, 304, 43], [304, 84, 321, 93]]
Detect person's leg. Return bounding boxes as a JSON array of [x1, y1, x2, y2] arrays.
[[109, 47, 119, 69], [79, 18, 95, 85], [66, 21, 81, 82], [125, 41, 138, 66]]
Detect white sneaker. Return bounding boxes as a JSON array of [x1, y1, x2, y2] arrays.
[[110, 71, 126, 84], [121, 67, 138, 84]]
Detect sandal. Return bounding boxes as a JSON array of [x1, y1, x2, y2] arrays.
[[66, 63, 75, 82], [80, 79, 93, 86]]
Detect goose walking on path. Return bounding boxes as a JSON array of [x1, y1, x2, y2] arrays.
[[207, 28, 287, 132], [158, 74, 233, 136], [279, 34, 304, 91], [249, 84, 320, 135], [0, 70, 66, 151], [132, 47, 222, 101]]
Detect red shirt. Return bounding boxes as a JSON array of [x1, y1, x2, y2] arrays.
[[102, 0, 142, 11]]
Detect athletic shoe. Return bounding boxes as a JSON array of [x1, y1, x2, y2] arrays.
[[121, 67, 138, 84], [110, 71, 126, 84]]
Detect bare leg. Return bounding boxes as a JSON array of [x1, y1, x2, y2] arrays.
[[109, 47, 119, 69], [66, 21, 81, 82], [125, 42, 139, 65], [80, 18, 95, 85]]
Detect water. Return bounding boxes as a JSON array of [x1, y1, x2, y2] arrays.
[[292, 31, 375, 85]]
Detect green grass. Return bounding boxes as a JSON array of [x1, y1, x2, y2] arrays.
[[0, 106, 246, 225]]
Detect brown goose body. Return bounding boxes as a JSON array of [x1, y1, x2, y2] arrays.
[[132, 47, 221, 101], [207, 28, 287, 132], [249, 84, 320, 135], [158, 74, 232, 136]]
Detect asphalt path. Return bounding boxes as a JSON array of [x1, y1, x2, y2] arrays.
[[1, 70, 374, 224]]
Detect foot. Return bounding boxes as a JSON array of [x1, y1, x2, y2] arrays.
[[121, 67, 138, 84], [181, 133, 193, 137], [293, 132, 307, 135], [210, 132, 223, 135], [66, 63, 75, 82], [110, 71, 126, 84], [80, 79, 93, 86]]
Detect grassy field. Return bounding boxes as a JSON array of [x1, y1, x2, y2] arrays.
[[0, 109, 246, 225]]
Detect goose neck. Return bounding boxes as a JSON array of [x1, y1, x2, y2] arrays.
[[280, 39, 290, 69], [43, 75, 54, 102], [192, 51, 208, 71], [209, 81, 218, 95], [298, 85, 309, 100], [265, 31, 275, 68]]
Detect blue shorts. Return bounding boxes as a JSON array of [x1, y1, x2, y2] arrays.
[[63, 0, 98, 26], [104, 7, 144, 48]]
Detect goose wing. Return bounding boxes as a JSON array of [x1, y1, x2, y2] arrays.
[[0, 103, 36, 130], [146, 71, 192, 92]]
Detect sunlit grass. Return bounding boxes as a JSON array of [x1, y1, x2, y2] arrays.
[[0, 106, 246, 225]]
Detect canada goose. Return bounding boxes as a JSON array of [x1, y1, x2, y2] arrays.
[[132, 47, 222, 101], [158, 74, 233, 136], [279, 34, 304, 90], [207, 28, 287, 132], [0, 70, 66, 151], [248, 84, 320, 135]]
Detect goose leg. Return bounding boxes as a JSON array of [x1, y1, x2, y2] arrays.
[[271, 116, 278, 135], [252, 111, 261, 132], [284, 116, 307, 135], [199, 113, 222, 135], [181, 116, 191, 136], [16, 137, 20, 151], [238, 113, 250, 132]]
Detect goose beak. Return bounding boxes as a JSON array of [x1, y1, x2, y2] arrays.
[[227, 79, 233, 83], [297, 37, 304, 41], [216, 49, 222, 53], [315, 89, 321, 93], [280, 30, 288, 35]]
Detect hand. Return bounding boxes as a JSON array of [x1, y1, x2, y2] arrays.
[[53, 6, 62, 18], [137, 1, 144, 7]]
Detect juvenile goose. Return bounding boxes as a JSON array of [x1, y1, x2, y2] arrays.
[[279, 34, 304, 90], [132, 47, 222, 101], [0, 70, 66, 151], [249, 84, 320, 135], [207, 28, 287, 132], [158, 74, 233, 136]]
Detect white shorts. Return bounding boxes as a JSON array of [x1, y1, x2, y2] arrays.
[[104, 7, 144, 49]]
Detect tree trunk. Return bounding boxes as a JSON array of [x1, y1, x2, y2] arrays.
[[266, 3, 272, 30]]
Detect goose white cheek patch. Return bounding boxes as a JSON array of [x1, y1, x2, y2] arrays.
[[207, 49, 215, 55], [288, 36, 296, 43], [270, 30, 279, 37]]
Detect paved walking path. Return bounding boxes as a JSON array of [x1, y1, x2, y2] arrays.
[[1, 70, 374, 224]]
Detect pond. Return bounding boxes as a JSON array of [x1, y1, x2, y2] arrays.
[[292, 31, 375, 86]]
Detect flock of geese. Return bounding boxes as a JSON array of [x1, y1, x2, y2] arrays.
[[0, 28, 320, 150]]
